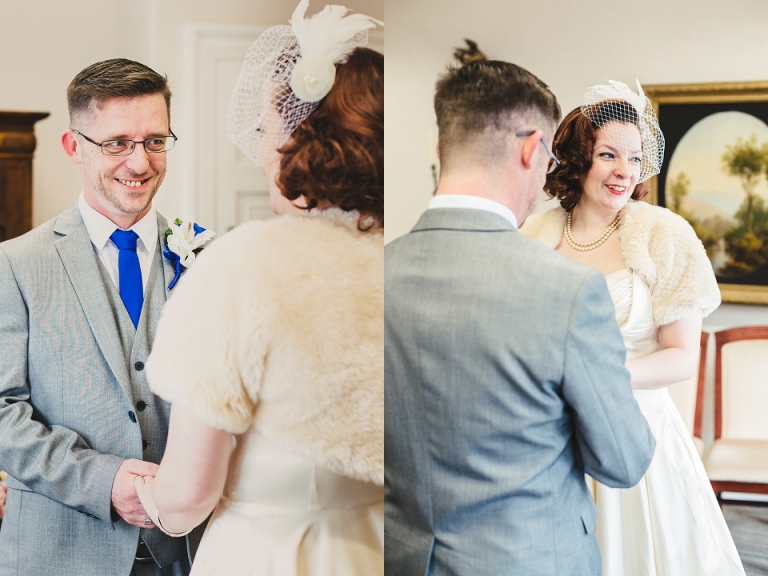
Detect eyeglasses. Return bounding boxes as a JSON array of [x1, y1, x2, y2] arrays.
[[72, 129, 178, 156], [516, 130, 560, 174]]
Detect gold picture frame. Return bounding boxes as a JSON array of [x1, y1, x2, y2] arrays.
[[644, 81, 768, 305]]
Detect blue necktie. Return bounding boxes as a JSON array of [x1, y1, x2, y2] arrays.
[[110, 229, 143, 328]]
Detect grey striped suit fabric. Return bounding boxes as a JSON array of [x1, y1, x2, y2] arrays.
[[384, 208, 655, 576], [0, 204, 200, 576]]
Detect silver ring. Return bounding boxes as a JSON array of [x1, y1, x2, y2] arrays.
[[143, 515, 152, 526]]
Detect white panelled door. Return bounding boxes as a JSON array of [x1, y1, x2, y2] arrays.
[[190, 26, 270, 235]]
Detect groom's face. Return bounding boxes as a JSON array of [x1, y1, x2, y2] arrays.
[[68, 94, 170, 227]]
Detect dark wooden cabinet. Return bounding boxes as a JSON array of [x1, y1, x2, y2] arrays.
[[0, 111, 49, 241]]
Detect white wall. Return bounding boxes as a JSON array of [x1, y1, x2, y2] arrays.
[[0, 0, 119, 226], [0, 0, 383, 227]]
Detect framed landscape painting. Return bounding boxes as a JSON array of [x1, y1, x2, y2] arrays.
[[645, 81, 768, 304]]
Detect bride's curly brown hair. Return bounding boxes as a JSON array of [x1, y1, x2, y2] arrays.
[[277, 47, 383, 231], [545, 102, 648, 212]]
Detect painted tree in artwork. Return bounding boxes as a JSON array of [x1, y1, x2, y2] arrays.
[[722, 134, 764, 236], [667, 171, 690, 215], [761, 140, 768, 198]]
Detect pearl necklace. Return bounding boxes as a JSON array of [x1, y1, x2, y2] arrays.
[[563, 211, 620, 252]]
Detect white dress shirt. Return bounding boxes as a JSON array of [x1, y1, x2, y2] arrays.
[[427, 194, 519, 229], [78, 193, 158, 294]]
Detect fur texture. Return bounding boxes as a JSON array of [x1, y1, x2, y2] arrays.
[[146, 209, 384, 485], [522, 201, 721, 325]]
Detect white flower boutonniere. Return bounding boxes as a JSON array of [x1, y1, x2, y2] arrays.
[[163, 217, 215, 290]]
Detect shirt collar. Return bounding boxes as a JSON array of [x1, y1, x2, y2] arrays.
[[78, 192, 158, 253], [427, 194, 519, 229]]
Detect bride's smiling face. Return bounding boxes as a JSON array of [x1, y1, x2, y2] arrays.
[[578, 121, 642, 214]]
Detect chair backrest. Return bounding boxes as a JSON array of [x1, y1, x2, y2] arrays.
[[668, 331, 708, 438], [714, 326, 768, 441]]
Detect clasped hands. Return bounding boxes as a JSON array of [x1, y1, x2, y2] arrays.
[[111, 458, 159, 529], [111, 458, 193, 537]]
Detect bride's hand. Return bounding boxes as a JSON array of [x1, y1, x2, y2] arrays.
[[134, 475, 195, 537], [134, 475, 159, 526]]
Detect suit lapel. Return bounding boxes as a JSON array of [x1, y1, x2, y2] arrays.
[[53, 205, 133, 397], [156, 213, 175, 302]]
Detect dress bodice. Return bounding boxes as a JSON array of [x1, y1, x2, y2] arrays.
[[191, 427, 384, 576], [224, 427, 383, 510], [605, 268, 660, 362]]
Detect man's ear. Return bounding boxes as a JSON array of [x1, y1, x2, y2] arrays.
[[61, 130, 82, 165], [519, 131, 539, 170]]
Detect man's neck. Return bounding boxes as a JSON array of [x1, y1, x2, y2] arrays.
[[85, 199, 151, 230], [435, 171, 526, 222]]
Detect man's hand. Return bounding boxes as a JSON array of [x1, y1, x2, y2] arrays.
[[111, 459, 159, 527]]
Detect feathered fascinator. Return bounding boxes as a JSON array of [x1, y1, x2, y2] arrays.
[[227, 0, 383, 166], [581, 79, 665, 183]]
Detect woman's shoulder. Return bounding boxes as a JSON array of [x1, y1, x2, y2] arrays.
[[621, 199, 703, 254], [520, 203, 566, 248], [166, 217, 300, 300], [193, 216, 284, 258], [213, 214, 299, 245], [622, 200, 696, 237], [621, 201, 704, 264], [227, 209, 379, 244], [620, 201, 720, 324], [198, 210, 379, 272]]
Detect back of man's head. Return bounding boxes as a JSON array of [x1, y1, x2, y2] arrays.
[[434, 60, 560, 172], [67, 58, 172, 128]]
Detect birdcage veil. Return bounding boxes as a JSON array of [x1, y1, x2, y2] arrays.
[[227, 0, 382, 166], [581, 80, 665, 183]]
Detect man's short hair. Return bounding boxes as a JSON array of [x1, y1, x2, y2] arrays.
[[434, 60, 560, 168], [67, 58, 172, 127]]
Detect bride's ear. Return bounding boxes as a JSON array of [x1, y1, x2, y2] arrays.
[[291, 196, 310, 209]]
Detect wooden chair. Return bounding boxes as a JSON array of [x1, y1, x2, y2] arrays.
[[703, 326, 768, 506], [667, 331, 708, 457]]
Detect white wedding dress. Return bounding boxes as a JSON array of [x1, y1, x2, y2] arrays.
[[591, 268, 745, 576], [190, 430, 384, 576]]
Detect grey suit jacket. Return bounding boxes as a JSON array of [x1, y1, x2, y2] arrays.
[[384, 208, 655, 576], [0, 204, 200, 576]]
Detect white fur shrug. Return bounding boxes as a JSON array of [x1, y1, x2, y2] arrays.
[[146, 209, 384, 485], [521, 201, 721, 326]]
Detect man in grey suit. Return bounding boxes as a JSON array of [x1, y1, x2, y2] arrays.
[[385, 61, 656, 575], [0, 59, 199, 575]]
